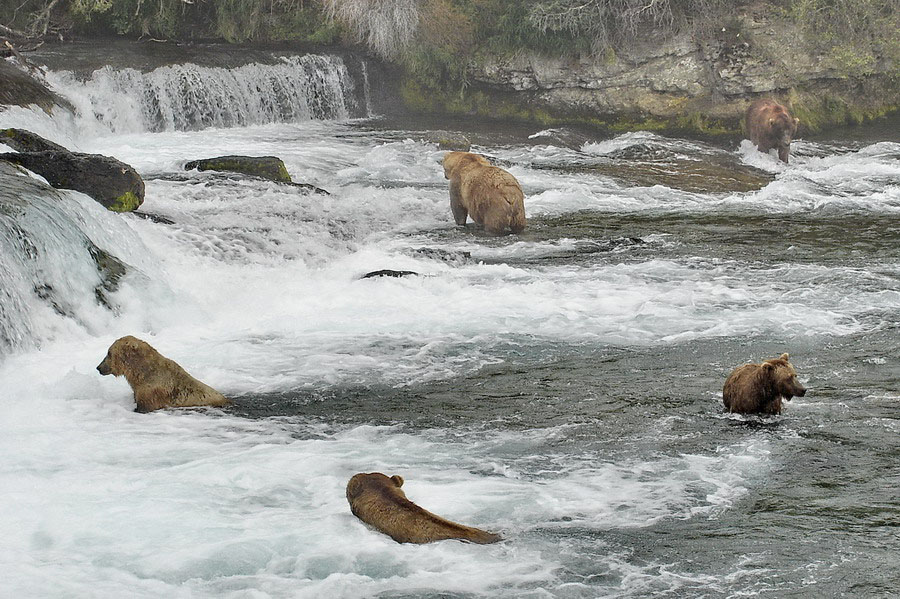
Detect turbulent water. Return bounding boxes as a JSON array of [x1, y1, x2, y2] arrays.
[[1, 50, 899, 598]]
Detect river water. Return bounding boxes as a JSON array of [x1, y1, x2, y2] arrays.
[[0, 48, 898, 598]]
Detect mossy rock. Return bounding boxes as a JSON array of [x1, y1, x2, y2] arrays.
[[0, 150, 144, 212], [420, 131, 471, 151], [185, 155, 293, 183], [0, 128, 69, 153]]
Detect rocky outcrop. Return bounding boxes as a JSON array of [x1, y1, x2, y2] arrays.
[[465, 5, 898, 130], [0, 60, 73, 114], [0, 150, 145, 212]]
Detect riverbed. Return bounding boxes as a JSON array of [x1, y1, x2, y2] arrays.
[[0, 48, 898, 598]]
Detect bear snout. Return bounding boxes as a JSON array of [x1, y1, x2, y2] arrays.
[[97, 359, 111, 375], [787, 380, 807, 399]]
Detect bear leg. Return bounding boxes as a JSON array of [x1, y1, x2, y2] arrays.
[[777, 145, 790, 164], [450, 182, 468, 225]]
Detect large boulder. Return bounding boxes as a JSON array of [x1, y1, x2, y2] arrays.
[[185, 155, 292, 183], [0, 150, 145, 212], [185, 154, 330, 194]]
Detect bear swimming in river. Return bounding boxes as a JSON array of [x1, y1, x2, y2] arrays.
[[723, 353, 806, 415], [97, 335, 229, 413], [346, 472, 501, 544], [442, 151, 526, 235], [745, 98, 799, 164]]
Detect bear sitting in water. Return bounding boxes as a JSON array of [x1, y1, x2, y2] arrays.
[[97, 335, 229, 413], [723, 353, 806, 415], [745, 98, 799, 164], [442, 151, 526, 235]]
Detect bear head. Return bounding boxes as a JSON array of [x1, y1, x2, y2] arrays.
[[768, 108, 799, 148], [442, 151, 490, 180], [762, 353, 807, 401], [97, 335, 155, 377]]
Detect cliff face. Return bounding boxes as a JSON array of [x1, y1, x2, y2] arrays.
[[465, 5, 898, 131]]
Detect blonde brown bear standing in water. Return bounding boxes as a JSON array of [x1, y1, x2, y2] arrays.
[[723, 353, 807, 415], [442, 151, 526, 235], [97, 335, 228, 413], [346, 472, 502, 544]]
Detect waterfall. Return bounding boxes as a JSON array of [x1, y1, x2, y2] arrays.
[[45, 54, 364, 134], [0, 162, 152, 356]]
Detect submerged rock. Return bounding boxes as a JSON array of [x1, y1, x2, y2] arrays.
[[0, 160, 134, 353], [0, 150, 145, 211], [421, 131, 471, 151], [185, 155, 293, 183], [88, 243, 128, 309]]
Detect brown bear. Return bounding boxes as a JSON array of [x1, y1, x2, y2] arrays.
[[442, 151, 526, 235], [722, 353, 807, 415], [96, 335, 229, 413], [745, 98, 800, 164], [346, 472, 502, 544]]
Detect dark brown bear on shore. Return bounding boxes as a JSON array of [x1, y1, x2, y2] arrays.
[[745, 98, 800, 163], [346, 472, 502, 544], [723, 353, 807, 415], [442, 151, 526, 235], [97, 335, 229, 413]]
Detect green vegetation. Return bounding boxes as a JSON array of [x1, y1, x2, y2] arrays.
[[1, 0, 897, 132], [0, 0, 339, 43], [786, 0, 900, 77], [108, 191, 141, 212]]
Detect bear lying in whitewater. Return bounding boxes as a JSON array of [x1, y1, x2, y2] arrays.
[[97, 335, 228, 413], [723, 353, 806, 415], [442, 151, 525, 235], [346, 472, 501, 544]]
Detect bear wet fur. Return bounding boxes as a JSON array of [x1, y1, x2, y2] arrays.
[[745, 98, 799, 164], [723, 353, 807, 415], [442, 151, 526, 235], [346, 472, 501, 544], [97, 335, 229, 413]]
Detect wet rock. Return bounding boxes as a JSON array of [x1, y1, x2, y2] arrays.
[[132, 210, 175, 225], [88, 243, 128, 309], [422, 131, 471, 151], [289, 181, 331, 195], [0, 150, 145, 212], [360, 269, 418, 279], [0, 60, 73, 114], [185, 155, 293, 183], [0, 128, 68, 153], [407, 247, 472, 266], [185, 155, 331, 194]]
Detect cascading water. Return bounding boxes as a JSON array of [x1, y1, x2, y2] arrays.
[[1, 45, 899, 598], [44, 54, 363, 134]]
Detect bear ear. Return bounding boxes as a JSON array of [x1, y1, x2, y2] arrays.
[[390, 475, 404, 487], [779, 352, 790, 361], [762, 362, 775, 371]]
